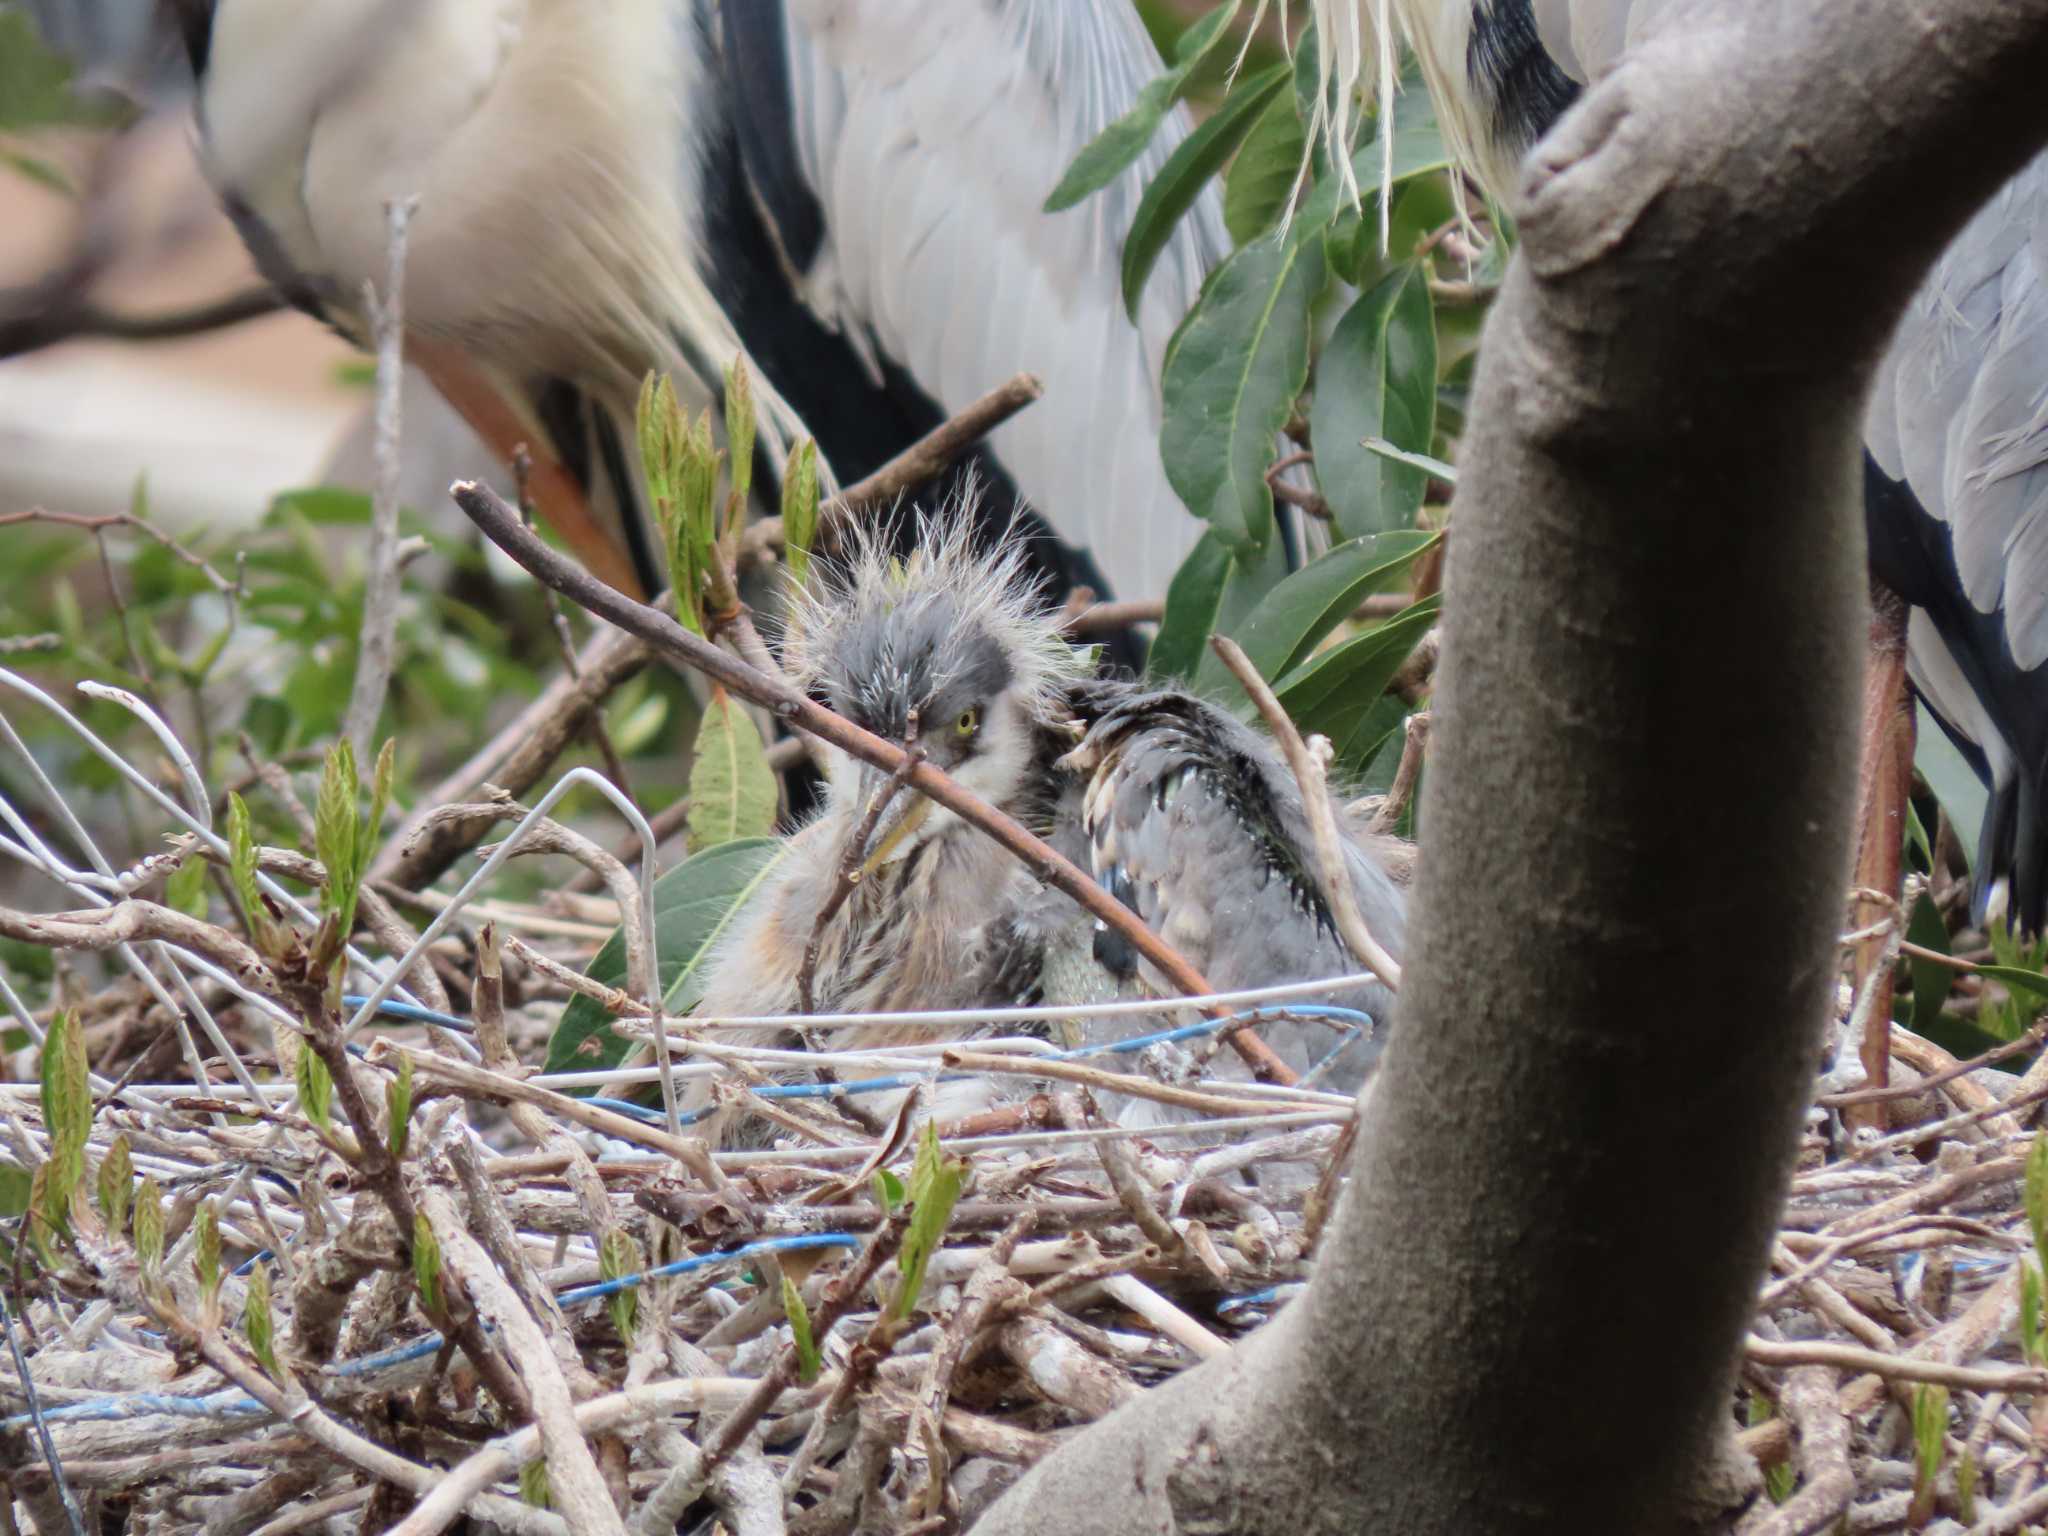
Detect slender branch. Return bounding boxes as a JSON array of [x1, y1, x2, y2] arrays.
[[1209, 636, 1403, 992], [742, 373, 1045, 560], [0, 285, 283, 360], [342, 197, 418, 764], [449, 479, 1298, 1084]]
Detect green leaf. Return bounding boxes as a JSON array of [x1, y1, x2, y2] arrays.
[[782, 439, 819, 586], [545, 838, 788, 1076], [724, 359, 755, 507], [1958, 1450, 1979, 1524], [1360, 437, 1457, 484], [39, 1009, 89, 1218], [2029, 1134, 2048, 1272], [1910, 1382, 1948, 1525], [519, 1460, 549, 1509], [244, 1265, 278, 1376], [164, 854, 209, 918], [1273, 596, 1440, 743], [1149, 533, 1234, 681], [412, 1212, 443, 1316], [782, 1270, 820, 1384], [196, 1200, 222, 1318], [315, 739, 362, 933], [1043, 0, 1241, 212], [97, 1133, 132, 1235], [224, 793, 272, 954], [1225, 71, 1308, 244], [1312, 265, 1437, 538], [134, 1175, 164, 1279], [1161, 232, 1325, 549], [1123, 63, 1288, 316], [871, 1169, 905, 1212], [892, 1122, 968, 1319], [297, 1046, 333, 1133], [1978, 963, 2048, 1005], [1905, 895, 1955, 1035], [267, 487, 374, 528], [1295, 71, 1456, 243], [599, 1228, 642, 1343], [1201, 530, 1438, 690], [687, 688, 778, 853], [0, 147, 72, 195], [387, 1051, 414, 1161], [0, 11, 124, 132]]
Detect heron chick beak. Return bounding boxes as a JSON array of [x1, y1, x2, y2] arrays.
[[850, 765, 935, 876]]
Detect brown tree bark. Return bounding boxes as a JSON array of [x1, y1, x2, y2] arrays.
[[970, 0, 2048, 1529]]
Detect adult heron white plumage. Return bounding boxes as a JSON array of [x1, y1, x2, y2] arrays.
[[155, 0, 1226, 610], [1369, 0, 2048, 928]]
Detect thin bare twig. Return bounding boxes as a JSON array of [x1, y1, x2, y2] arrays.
[[1209, 636, 1403, 993], [341, 197, 418, 764]]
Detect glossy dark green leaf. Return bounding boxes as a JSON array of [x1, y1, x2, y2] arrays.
[[1294, 77, 1456, 247], [545, 837, 786, 1078], [1331, 694, 1412, 785], [1203, 530, 1437, 690], [1905, 895, 1955, 1035], [1976, 964, 2048, 1005], [1272, 596, 1440, 742], [1123, 63, 1287, 316], [1312, 266, 1437, 537], [1149, 533, 1233, 681], [1161, 232, 1325, 550], [1223, 77, 1306, 245], [1044, 0, 1241, 212]]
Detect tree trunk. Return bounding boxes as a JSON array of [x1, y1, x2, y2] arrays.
[[970, 1, 2048, 1529]]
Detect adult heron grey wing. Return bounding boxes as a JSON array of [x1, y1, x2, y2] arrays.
[[1387, 0, 2048, 924], [740, 0, 1231, 605]]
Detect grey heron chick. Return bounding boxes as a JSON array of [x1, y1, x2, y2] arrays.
[[685, 515, 1411, 1142], [683, 514, 1094, 1137]]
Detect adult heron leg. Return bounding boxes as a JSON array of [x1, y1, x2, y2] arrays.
[[1847, 582, 1914, 1132], [409, 337, 648, 600]]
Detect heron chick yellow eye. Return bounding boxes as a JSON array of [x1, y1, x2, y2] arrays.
[[955, 708, 981, 738]]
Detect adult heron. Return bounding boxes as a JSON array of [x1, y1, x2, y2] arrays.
[[1380, 0, 2048, 929], [156, 0, 1226, 608]]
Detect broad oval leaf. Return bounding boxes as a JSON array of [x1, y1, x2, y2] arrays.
[[1200, 529, 1437, 692], [1043, 0, 1241, 212], [1224, 77, 1307, 245], [1123, 63, 1288, 317], [687, 686, 778, 852], [1161, 232, 1326, 550], [1312, 265, 1437, 538], [544, 836, 787, 1078]]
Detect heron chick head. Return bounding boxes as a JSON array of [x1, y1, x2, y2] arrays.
[[780, 498, 1089, 853]]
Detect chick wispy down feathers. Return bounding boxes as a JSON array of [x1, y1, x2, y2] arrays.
[[777, 490, 1093, 736]]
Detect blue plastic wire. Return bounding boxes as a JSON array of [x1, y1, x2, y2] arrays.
[[345, 997, 1377, 1132], [9, 1003, 1371, 1439], [340, 995, 475, 1033], [1, 1233, 865, 1434]]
